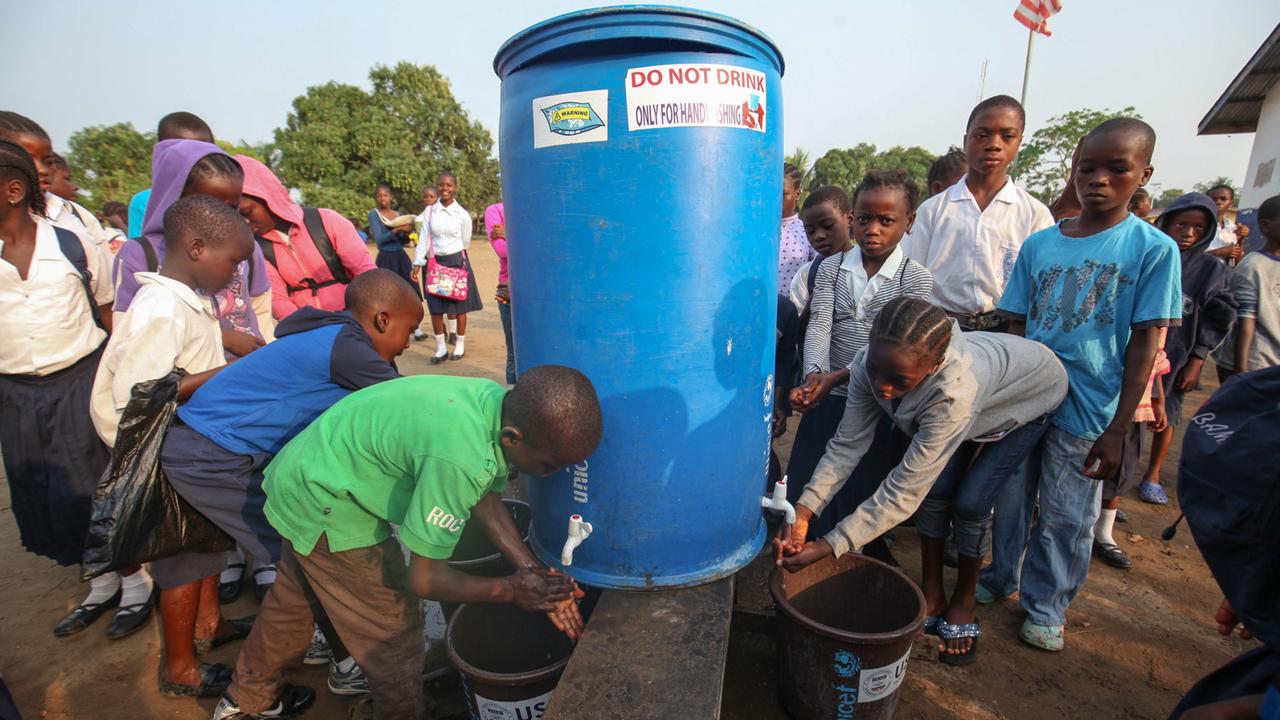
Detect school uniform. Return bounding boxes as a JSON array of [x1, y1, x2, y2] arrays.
[[901, 175, 1053, 329], [0, 217, 112, 565], [46, 192, 115, 296], [229, 376, 510, 719], [91, 272, 227, 588], [369, 209, 420, 298], [799, 325, 1067, 558], [986, 214, 1181, 627], [413, 200, 483, 315], [786, 246, 932, 537], [778, 213, 813, 298], [161, 307, 401, 566]]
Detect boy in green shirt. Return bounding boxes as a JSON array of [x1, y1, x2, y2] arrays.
[[214, 366, 603, 720]]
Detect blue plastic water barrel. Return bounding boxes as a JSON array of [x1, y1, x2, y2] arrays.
[[494, 6, 785, 589]]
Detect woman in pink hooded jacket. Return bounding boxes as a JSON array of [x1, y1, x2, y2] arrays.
[[234, 155, 374, 320]]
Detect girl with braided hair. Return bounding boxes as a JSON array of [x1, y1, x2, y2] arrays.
[[776, 296, 1068, 666]]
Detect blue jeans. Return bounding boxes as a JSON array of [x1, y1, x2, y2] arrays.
[[915, 414, 1050, 558], [498, 301, 515, 385], [980, 425, 1103, 626]]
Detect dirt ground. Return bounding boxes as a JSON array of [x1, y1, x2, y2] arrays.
[[0, 241, 1258, 719]]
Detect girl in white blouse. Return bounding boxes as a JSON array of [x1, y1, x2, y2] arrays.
[[412, 172, 483, 363]]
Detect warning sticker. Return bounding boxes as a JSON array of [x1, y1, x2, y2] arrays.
[[625, 63, 767, 132], [474, 689, 554, 719], [857, 649, 910, 703], [532, 90, 608, 149]]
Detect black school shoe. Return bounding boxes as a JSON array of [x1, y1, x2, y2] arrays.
[[1093, 541, 1133, 569], [211, 685, 317, 720], [220, 562, 245, 604], [53, 588, 121, 637], [105, 586, 158, 640]]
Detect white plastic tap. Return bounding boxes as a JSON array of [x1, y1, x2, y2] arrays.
[[762, 476, 796, 524], [561, 514, 593, 566]]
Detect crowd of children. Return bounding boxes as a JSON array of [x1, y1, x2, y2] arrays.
[[2, 83, 1280, 719], [772, 94, 1280, 716]]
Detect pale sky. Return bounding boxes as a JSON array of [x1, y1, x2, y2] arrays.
[[5, 1, 1276, 196]]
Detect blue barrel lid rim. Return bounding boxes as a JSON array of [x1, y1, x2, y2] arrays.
[[494, 4, 785, 79]]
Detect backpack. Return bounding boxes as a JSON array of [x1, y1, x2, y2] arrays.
[[1178, 367, 1280, 651], [53, 226, 106, 330], [256, 207, 350, 295]]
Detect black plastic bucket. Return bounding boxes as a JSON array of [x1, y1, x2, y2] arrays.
[[449, 499, 531, 577], [770, 553, 925, 720], [446, 602, 574, 720]]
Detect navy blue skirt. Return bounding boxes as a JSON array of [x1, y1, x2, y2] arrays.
[[0, 347, 110, 566], [376, 247, 422, 299]]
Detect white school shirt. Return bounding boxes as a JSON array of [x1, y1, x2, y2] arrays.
[[90, 273, 224, 447], [789, 259, 814, 313], [413, 200, 473, 265], [1208, 217, 1237, 251], [900, 175, 1053, 315], [842, 244, 905, 321], [0, 216, 111, 375], [46, 192, 116, 286]]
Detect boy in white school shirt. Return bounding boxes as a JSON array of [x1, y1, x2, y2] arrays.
[[901, 95, 1054, 332], [91, 195, 257, 697]]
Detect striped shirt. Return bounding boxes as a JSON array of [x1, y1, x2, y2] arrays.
[[803, 246, 933, 396]]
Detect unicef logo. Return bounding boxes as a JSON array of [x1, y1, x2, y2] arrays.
[[833, 650, 860, 678]]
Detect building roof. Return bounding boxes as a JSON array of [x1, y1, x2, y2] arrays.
[[1199, 23, 1280, 135]]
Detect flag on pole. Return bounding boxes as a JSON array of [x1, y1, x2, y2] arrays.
[[1014, 0, 1062, 36]]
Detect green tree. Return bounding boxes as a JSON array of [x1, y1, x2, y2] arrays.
[[1016, 106, 1140, 203], [65, 122, 154, 209], [1154, 187, 1186, 209], [273, 62, 499, 222], [1193, 176, 1238, 205], [809, 144, 937, 201]]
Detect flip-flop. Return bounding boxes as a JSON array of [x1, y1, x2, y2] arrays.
[[923, 615, 943, 636], [937, 620, 981, 666], [195, 615, 256, 655], [158, 662, 233, 697], [1139, 481, 1169, 505]]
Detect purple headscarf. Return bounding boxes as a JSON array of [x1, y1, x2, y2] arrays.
[[111, 139, 270, 343]]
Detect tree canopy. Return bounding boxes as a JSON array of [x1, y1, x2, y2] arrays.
[[809, 144, 937, 201], [1015, 106, 1140, 203], [65, 122, 153, 210], [273, 62, 500, 222]]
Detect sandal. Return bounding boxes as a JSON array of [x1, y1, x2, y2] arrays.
[[1018, 619, 1064, 652], [922, 615, 943, 636], [937, 620, 981, 666], [158, 661, 234, 697], [1139, 481, 1169, 505], [195, 615, 256, 655]]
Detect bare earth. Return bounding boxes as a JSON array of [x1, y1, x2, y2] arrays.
[[0, 241, 1255, 719]]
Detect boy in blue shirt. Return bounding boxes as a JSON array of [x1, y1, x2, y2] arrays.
[[983, 118, 1182, 651]]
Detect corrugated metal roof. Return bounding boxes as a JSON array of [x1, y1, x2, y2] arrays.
[[1199, 23, 1280, 135]]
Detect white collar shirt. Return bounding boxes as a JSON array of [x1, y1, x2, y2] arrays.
[[90, 272, 224, 447], [46, 192, 115, 302], [1209, 217, 1237, 251], [900, 175, 1053, 315], [841, 245, 905, 321], [0, 217, 110, 375], [413, 200, 473, 264]]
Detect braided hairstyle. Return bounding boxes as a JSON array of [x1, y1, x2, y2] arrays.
[[927, 147, 966, 195], [183, 153, 243, 194], [0, 139, 46, 215], [870, 297, 952, 364], [853, 169, 920, 212], [783, 162, 804, 191], [0, 111, 50, 144]]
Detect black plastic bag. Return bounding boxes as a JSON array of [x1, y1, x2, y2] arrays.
[[81, 371, 232, 580]]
